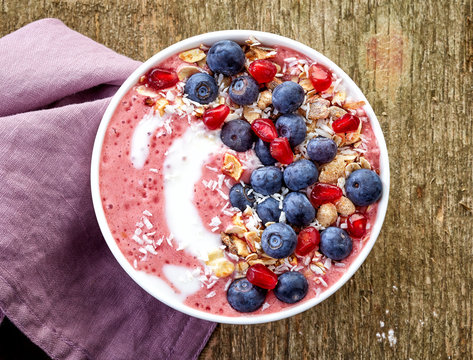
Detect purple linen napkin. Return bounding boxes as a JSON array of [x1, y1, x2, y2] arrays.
[[0, 18, 215, 360]]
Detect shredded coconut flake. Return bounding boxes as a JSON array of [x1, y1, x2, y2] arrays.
[[132, 234, 144, 245], [142, 216, 153, 229], [166, 233, 174, 247], [216, 188, 229, 200], [261, 302, 270, 311]]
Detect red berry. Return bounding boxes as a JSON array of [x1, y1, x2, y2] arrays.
[[248, 60, 277, 84], [246, 264, 278, 290], [146, 68, 178, 90], [202, 105, 230, 130], [309, 183, 343, 208], [270, 137, 293, 164], [295, 227, 320, 256], [347, 213, 367, 238], [251, 118, 278, 142], [308, 64, 332, 92], [332, 114, 360, 133]]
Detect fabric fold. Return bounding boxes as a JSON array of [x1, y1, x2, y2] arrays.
[[0, 18, 140, 116], [0, 18, 215, 360]]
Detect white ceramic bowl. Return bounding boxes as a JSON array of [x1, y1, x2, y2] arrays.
[[91, 30, 390, 324]]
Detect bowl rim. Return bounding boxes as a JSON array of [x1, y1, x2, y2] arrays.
[[90, 29, 390, 325]]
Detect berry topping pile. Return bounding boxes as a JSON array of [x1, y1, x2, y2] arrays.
[[133, 36, 383, 314]]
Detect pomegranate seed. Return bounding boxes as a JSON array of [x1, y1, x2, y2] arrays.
[[251, 118, 278, 142], [146, 68, 178, 90], [347, 213, 367, 238], [246, 264, 278, 289], [308, 64, 332, 92], [332, 114, 360, 133], [270, 137, 293, 164], [202, 105, 230, 130], [295, 227, 320, 256], [309, 183, 343, 208], [248, 60, 278, 84]]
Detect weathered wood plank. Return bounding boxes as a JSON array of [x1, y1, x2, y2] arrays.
[[1, 0, 472, 359]]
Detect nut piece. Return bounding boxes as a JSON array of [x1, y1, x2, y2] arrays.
[[299, 77, 314, 92], [318, 156, 346, 184], [308, 98, 330, 121], [177, 65, 201, 81], [343, 101, 365, 110], [244, 231, 260, 252], [267, 77, 283, 91], [360, 157, 371, 169], [332, 134, 343, 146], [338, 120, 362, 146], [259, 257, 278, 265], [335, 196, 356, 216], [211, 258, 235, 278], [338, 154, 358, 163], [328, 106, 347, 119], [197, 59, 207, 68], [345, 162, 361, 177], [243, 106, 261, 123], [221, 233, 237, 254], [222, 153, 243, 181], [179, 48, 206, 63], [317, 203, 338, 227], [332, 91, 346, 105], [245, 46, 276, 61], [236, 261, 249, 272], [232, 213, 245, 227], [257, 90, 272, 110], [233, 237, 250, 257], [154, 98, 169, 116], [225, 224, 246, 237]]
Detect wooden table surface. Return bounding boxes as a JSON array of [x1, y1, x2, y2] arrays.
[[1, 1, 472, 359]]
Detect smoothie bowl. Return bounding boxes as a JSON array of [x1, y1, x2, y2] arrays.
[[91, 31, 389, 324]]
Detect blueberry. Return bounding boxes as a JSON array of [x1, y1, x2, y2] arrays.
[[283, 192, 315, 227], [227, 278, 267, 312], [272, 81, 305, 114], [255, 139, 276, 165], [274, 271, 309, 304], [307, 137, 338, 164], [229, 184, 255, 211], [184, 73, 218, 104], [275, 114, 307, 148], [220, 119, 255, 152], [261, 223, 297, 259], [229, 76, 259, 105], [256, 197, 282, 224], [345, 169, 382, 206], [250, 166, 283, 195], [207, 40, 245, 76], [283, 159, 319, 191], [319, 227, 353, 261]]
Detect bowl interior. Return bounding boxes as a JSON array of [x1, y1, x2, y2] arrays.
[[90, 30, 390, 324]]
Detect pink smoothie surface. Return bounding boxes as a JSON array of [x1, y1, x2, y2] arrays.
[[99, 45, 380, 317]]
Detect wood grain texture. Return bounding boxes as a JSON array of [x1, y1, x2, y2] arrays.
[[1, 0, 472, 359]]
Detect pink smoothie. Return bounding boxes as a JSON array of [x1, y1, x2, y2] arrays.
[[99, 44, 380, 316]]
